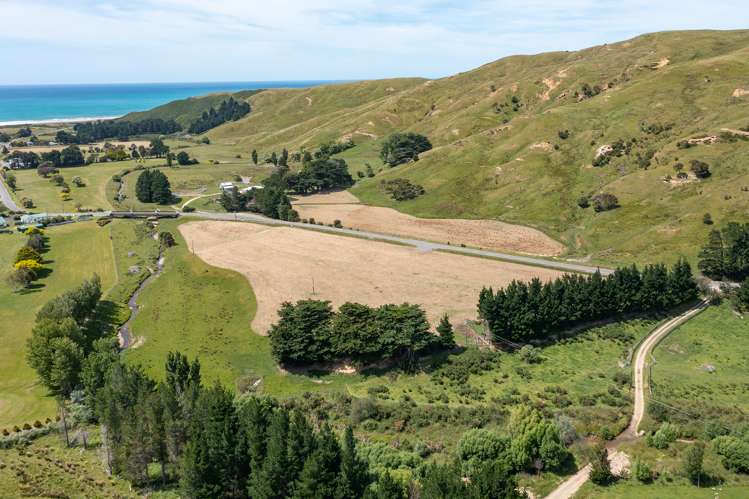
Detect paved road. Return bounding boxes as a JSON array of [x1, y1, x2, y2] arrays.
[[544, 300, 709, 499], [0, 175, 19, 211], [184, 210, 613, 275]]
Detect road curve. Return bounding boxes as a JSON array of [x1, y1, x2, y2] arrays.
[[183, 210, 613, 276], [0, 174, 19, 211], [544, 300, 709, 499], [626, 300, 709, 438]]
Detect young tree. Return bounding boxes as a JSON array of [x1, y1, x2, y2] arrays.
[[436, 314, 456, 349], [737, 277, 749, 311], [292, 424, 341, 499], [249, 410, 292, 499], [684, 441, 705, 485], [5, 173, 17, 190], [252, 149, 258, 165], [588, 443, 613, 485], [337, 426, 370, 498], [698, 229, 725, 279]]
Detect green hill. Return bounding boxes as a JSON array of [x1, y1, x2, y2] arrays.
[[121, 89, 262, 128], [181, 31, 749, 264]]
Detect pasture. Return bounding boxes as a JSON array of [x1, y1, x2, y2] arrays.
[[0, 222, 116, 429]]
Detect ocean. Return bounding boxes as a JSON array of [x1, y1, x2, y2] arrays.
[[0, 81, 335, 125]]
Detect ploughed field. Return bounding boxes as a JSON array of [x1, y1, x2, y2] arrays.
[[291, 191, 565, 256], [178, 220, 565, 334]]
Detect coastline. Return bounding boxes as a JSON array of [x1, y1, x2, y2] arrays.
[[0, 116, 121, 127]]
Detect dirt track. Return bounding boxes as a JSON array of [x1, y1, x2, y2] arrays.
[[179, 221, 565, 335], [292, 193, 565, 256]]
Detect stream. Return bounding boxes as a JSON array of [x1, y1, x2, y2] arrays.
[[118, 245, 165, 349]]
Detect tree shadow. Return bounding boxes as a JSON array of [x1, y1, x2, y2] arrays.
[[19, 282, 45, 294], [85, 300, 122, 339], [35, 267, 53, 279]]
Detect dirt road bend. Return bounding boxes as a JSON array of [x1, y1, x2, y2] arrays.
[[544, 300, 709, 499], [0, 174, 19, 211]]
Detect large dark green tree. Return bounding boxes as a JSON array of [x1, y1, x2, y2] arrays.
[[380, 132, 432, 166]]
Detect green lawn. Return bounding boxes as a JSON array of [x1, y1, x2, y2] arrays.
[[0, 222, 116, 429], [576, 482, 749, 499]]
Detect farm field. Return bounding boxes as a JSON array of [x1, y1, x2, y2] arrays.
[[122, 219, 359, 396], [649, 303, 749, 425], [0, 222, 116, 429], [9, 162, 132, 212], [177, 220, 566, 334], [292, 191, 566, 255]]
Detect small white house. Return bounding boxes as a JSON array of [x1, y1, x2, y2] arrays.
[[219, 182, 236, 192]]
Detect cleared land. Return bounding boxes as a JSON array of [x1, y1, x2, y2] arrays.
[[292, 191, 565, 256], [0, 222, 115, 429], [178, 220, 565, 334], [9, 140, 150, 154]]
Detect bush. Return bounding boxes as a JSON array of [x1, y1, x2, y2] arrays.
[[592, 193, 619, 212], [646, 422, 680, 449], [633, 459, 653, 482], [182, 205, 195, 213], [159, 231, 176, 248], [381, 178, 425, 201], [713, 436, 749, 473], [333, 219, 343, 228], [456, 428, 509, 478], [703, 213, 713, 225], [577, 196, 590, 208], [518, 345, 541, 364], [558, 130, 570, 140], [589, 443, 613, 485], [6, 267, 35, 290], [14, 259, 43, 273], [380, 132, 432, 166], [690, 160, 711, 179]]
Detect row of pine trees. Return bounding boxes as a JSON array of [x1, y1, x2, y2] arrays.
[[478, 260, 698, 343]]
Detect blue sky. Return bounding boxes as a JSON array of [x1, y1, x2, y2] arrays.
[[2, 0, 748, 85]]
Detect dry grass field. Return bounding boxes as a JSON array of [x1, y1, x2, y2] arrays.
[[291, 191, 565, 256], [179, 220, 565, 334]]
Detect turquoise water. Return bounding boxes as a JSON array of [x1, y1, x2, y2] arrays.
[[0, 81, 334, 124]]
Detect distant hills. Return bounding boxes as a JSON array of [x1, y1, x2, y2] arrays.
[[140, 30, 749, 264]]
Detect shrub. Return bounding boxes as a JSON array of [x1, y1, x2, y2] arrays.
[[351, 397, 380, 424], [633, 458, 653, 482], [518, 345, 541, 364], [6, 267, 35, 290], [558, 130, 570, 140], [21, 198, 34, 209], [713, 436, 749, 473], [646, 422, 679, 449], [589, 443, 613, 485], [592, 193, 619, 212], [14, 259, 43, 273], [333, 219, 343, 228], [380, 132, 432, 166], [456, 428, 509, 478], [182, 205, 195, 213], [381, 178, 425, 201], [159, 231, 176, 248], [690, 160, 711, 179], [703, 213, 713, 225], [577, 196, 590, 208]]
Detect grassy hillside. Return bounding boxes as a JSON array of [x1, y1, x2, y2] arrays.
[[121, 89, 262, 128], [203, 30, 749, 266]]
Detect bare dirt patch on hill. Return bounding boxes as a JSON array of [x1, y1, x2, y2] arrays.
[[292, 193, 564, 256], [179, 221, 565, 334]]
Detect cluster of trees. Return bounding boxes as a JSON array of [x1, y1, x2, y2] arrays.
[[6, 146, 85, 170], [269, 300, 455, 368], [6, 229, 47, 290], [698, 222, 749, 280], [176, 151, 199, 165], [380, 178, 425, 201], [380, 133, 432, 167], [188, 97, 251, 134], [70, 119, 182, 142], [314, 140, 356, 159], [285, 158, 354, 194], [7, 150, 41, 169], [478, 260, 698, 342], [135, 169, 173, 204], [81, 349, 527, 498], [26, 275, 103, 396]]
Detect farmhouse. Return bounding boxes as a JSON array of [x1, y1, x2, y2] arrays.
[[20, 213, 49, 225], [219, 181, 236, 192]]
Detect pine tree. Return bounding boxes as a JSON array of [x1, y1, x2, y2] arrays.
[[252, 149, 258, 165], [698, 229, 725, 279], [287, 410, 315, 486], [292, 424, 341, 499], [135, 170, 153, 202], [337, 426, 370, 498], [468, 459, 525, 499], [436, 314, 456, 349], [419, 462, 465, 498], [249, 410, 290, 499]]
